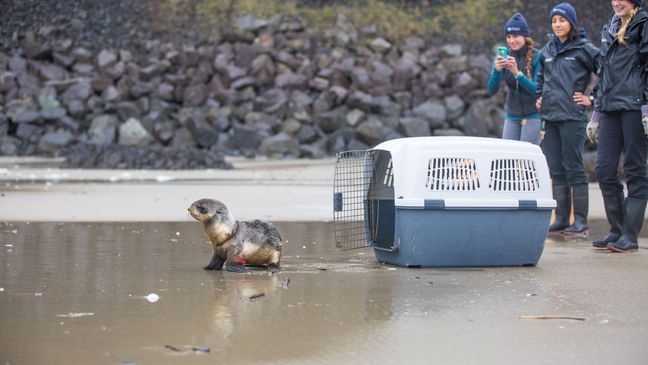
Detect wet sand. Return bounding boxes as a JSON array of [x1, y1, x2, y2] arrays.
[[1, 221, 648, 365]]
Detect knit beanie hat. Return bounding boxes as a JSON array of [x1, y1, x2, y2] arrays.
[[550, 2, 578, 29], [631, 0, 642, 6], [505, 13, 530, 36]]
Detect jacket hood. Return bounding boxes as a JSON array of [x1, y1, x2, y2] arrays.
[[627, 8, 648, 30], [546, 33, 589, 51]]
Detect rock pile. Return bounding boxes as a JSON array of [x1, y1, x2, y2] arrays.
[[0, 14, 508, 168]]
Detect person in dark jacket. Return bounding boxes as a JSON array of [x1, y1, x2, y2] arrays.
[[487, 13, 542, 145], [586, 0, 648, 252], [536, 2, 602, 237]]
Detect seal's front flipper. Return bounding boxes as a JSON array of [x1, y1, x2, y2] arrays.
[[204, 254, 225, 270], [225, 262, 249, 273], [267, 264, 281, 276]]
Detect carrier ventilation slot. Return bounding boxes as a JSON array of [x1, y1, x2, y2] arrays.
[[489, 159, 539, 192], [425, 158, 480, 191], [333, 151, 373, 250]]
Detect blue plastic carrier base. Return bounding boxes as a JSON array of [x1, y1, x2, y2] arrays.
[[373, 207, 550, 267]]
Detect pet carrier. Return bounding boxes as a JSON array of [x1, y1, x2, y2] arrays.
[[333, 137, 555, 267]]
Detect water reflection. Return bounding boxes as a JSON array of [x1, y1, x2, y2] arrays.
[[0, 222, 396, 364]]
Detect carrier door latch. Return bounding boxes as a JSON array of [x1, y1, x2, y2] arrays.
[[518, 200, 538, 210], [423, 200, 446, 210], [334, 192, 343, 212]]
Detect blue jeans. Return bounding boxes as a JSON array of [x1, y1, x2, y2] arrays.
[[596, 110, 648, 199], [541, 120, 588, 186], [502, 118, 542, 145]]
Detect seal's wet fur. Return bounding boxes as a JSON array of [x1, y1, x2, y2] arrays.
[[188, 199, 283, 274]]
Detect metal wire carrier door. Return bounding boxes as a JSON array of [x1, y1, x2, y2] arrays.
[[333, 150, 373, 250]]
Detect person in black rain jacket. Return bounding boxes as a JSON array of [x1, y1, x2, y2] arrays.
[[536, 2, 602, 237], [586, 0, 648, 252]]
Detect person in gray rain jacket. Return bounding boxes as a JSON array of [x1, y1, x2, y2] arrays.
[[536, 2, 602, 237], [587, 0, 648, 252], [487, 12, 542, 145]]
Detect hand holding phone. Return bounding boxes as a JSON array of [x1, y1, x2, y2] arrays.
[[495, 47, 508, 72]]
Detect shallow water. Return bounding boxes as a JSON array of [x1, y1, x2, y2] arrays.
[[1, 221, 648, 365]]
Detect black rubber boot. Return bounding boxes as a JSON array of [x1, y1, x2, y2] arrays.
[[608, 198, 647, 253], [549, 183, 571, 234], [563, 184, 589, 237], [592, 192, 624, 248]]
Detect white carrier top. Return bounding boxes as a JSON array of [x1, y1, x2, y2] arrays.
[[372, 136, 555, 209]]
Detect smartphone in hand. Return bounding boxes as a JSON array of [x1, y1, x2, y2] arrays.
[[497, 47, 508, 59]]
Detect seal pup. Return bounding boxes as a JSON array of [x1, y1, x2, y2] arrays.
[[188, 199, 283, 275]]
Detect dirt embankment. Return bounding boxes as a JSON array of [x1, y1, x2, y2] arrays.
[[1, 1, 613, 53]]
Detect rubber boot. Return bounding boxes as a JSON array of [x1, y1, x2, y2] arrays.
[[592, 192, 624, 248], [563, 184, 589, 237], [549, 183, 571, 234], [608, 198, 647, 253]]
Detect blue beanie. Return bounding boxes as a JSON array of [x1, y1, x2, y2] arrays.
[[505, 13, 530, 36], [631, 0, 642, 6], [550, 2, 578, 29]]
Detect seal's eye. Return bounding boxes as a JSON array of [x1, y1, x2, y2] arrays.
[[197, 205, 208, 214]]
